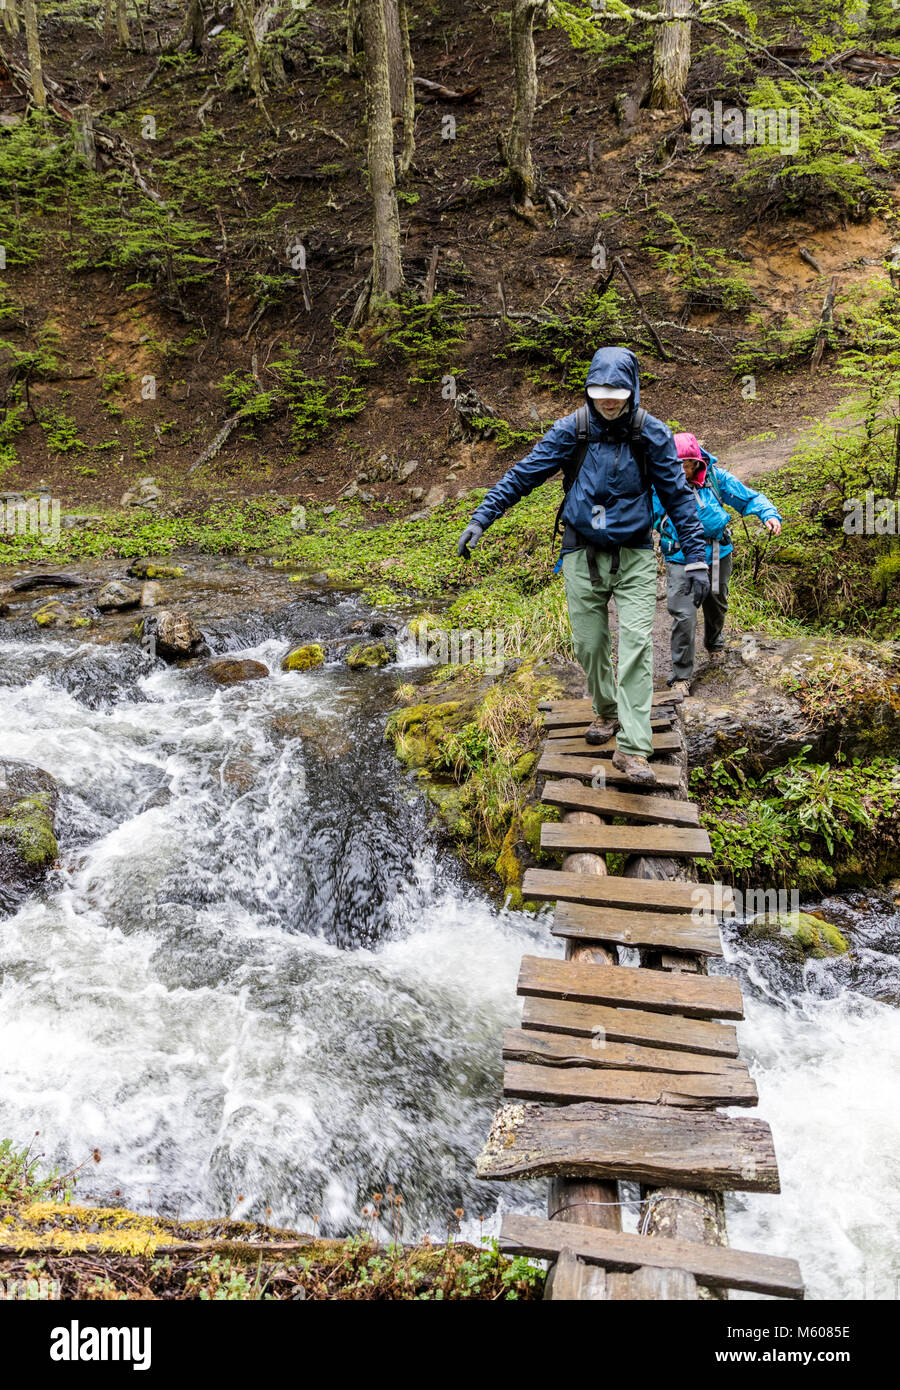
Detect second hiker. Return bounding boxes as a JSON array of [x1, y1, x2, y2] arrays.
[[456, 347, 708, 787], [654, 431, 783, 695]]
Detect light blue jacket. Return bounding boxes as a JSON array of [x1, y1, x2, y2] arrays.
[[652, 450, 781, 566]]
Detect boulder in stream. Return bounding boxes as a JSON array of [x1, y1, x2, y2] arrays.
[[206, 657, 270, 686], [97, 581, 141, 612], [127, 559, 186, 580], [281, 644, 325, 672], [33, 601, 91, 630], [0, 760, 59, 913], [346, 641, 395, 670], [140, 581, 166, 607], [149, 609, 205, 661]]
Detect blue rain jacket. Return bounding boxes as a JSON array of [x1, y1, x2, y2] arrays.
[[468, 347, 706, 564], [652, 449, 782, 566]]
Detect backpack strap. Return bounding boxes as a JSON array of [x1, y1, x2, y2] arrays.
[[629, 406, 651, 494], [554, 404, 592, 540]]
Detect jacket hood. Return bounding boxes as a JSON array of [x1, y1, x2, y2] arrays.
[[585, 347, 640, 411]]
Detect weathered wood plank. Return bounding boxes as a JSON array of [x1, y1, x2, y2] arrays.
[[552, 900, 722, 956], [540, 691, 683, 714], [537, 752, 683, 788], [542, 778, 700, 827], [502, 1028, 748, 1076], [499, 1213, 803, 1298], [541, 822, 712, 858], [477, 1101, 781, 1194], [522, 869, 733, 916], [545, 715, 673, 739], [548, 730, 682, 757], [517, 955, 742, 1019], [606, 1267, 699, 1300], [503, 1059, 758, 1107], [521, 996, 739, 1056]]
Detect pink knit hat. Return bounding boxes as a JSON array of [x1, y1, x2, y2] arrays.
[[674, 432, 703, 461]]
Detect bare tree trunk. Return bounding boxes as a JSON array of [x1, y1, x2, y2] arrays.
[[115, 0, 129, 47], [382, 0, 404, 115], [2, 0, 20, 38], [167, 0, 204, 52], [355, 0, 403, 320], [646, 0, 692, 110], [504, 0, 545, 209], [22, 0, 45, 108], [235, 0, 266, 98], [397, 0, 414, 178]]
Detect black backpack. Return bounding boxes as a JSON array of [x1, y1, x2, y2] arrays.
[[553, 402, 652, 540]]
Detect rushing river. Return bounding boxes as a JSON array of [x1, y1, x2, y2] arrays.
[[0, 579, 897, 1298]]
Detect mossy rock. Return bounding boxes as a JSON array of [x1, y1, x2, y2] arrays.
[[0, 761, 59, 910], [281, 644, 326, 672], [425, 782, 474, 839], [521, 803, 559, 858], [346, 641, 395, 670], [494, 822, 523, 909], [33, 601, 90, 630], [386, 701, 464, 770], [127, 560, 186, 580], [746, 910, 849, 960]]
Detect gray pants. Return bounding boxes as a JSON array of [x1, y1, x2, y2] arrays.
[[666, 551, 733, 680]]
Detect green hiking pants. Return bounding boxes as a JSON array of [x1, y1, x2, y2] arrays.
[[562, 546, 657, 759]]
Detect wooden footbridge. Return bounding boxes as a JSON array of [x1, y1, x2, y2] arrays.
[[476, 689, 804, 1302]]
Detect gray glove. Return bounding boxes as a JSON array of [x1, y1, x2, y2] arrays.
[[457, 522, 483, 560], [682, 562, 711, 608]]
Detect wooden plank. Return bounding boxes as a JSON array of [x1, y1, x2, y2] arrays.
[[517, 954, 743, 1019], [542, 778, 700, 827], [545, 715, 673, 739], [521, 996, 739, 1057], [478, 1102, 781, 1194], [522, 869, 733, 916], [503, 1028, 748, 1076], [499, 1214, 803, 1298], [552, 901, 722, 956], [545, 731, 681, 757], [541, 822, 712, 858], [503, 1060, 758, 1107], [537, 752, 683, 789], [544, 1248, 609, 1301], [539, 690, 683, 713]]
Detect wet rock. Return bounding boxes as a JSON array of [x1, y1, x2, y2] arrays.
[[0, 760, 59, 914], [97, 581, 140, 612], [152, 609, 205, 661], [140, 581, 166, 608], [281, 644, 326, 672], [424, 485, 447, 508], [33, 601, 91, 630], [685, 635, 900, 769], [120, 476, 161, 509], [744, 910, 849, 961], [127, 559, 186, 580], [206, 657, 270, 686], [346, 641, 395, 670]]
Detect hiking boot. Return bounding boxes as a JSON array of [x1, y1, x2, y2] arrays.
[[669, 679, 692, 697], [585, 716, 618, 746], [706, 648, 725, 666], [611, 750, 657, 786]]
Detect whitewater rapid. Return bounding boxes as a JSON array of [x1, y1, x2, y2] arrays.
[[0, 620, 897, 1296]]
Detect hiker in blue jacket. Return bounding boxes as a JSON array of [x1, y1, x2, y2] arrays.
[[456, 347, 708, 787], [653, 431, 783, 694]]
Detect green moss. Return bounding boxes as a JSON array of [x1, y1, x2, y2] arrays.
[[281, 644, 325, 672], [521, 803, 558, 857], [0, 793, 57, 869], [494, 823, 523, 909], [346, 641, 392, 670], [746, 911, 849, 960]]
